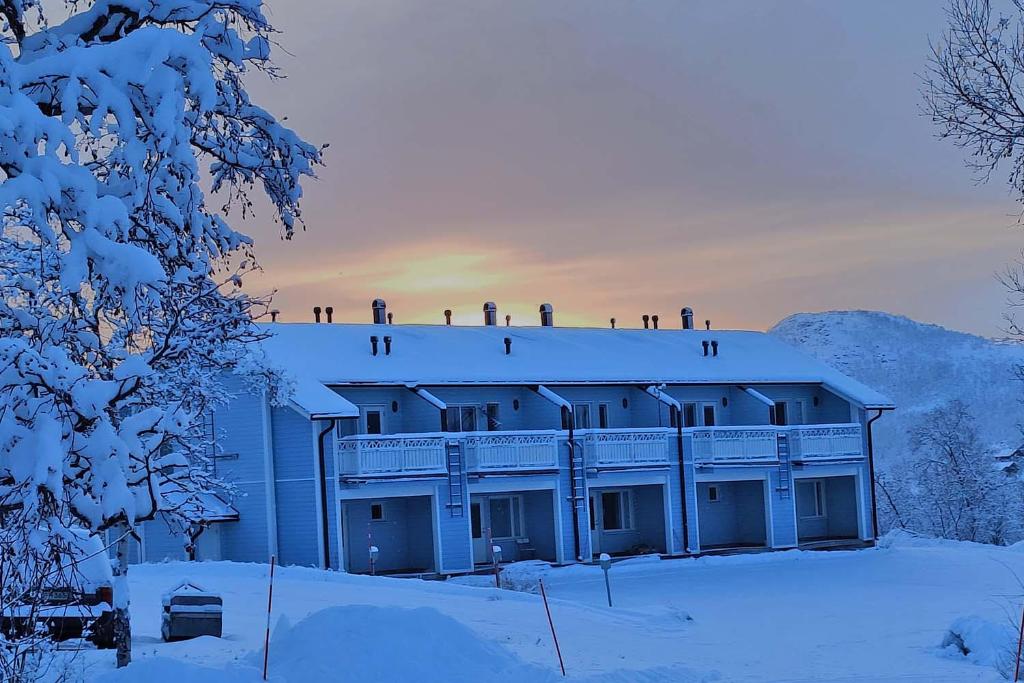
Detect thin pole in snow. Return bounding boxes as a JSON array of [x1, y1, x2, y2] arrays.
[[538, 578, 566, 677], [262, 555, 277, 681], [1015, 601, 1024, 682]]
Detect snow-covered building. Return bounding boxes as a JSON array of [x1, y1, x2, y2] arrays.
[[139, 301, 895, 574]]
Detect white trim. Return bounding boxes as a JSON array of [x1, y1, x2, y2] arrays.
[[360, 404, 387, 435], [739, 385, 775, 407], [337, 491, 348, 573], [553, 486, 566, 565], [261, 394, 279, 561], [311, 422, 326, 569], [467, 475, 557, 494], [432, 490, 444, 574], [795, 479, 827, 519], [662, 478, 676, 555], [764, 477, 776, 548]]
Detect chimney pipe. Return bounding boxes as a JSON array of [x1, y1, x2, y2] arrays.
[[705, 319, 711, 331], [370, 335, 379, 356], [325, 306, 333, 323], [505, 314, 511, 327], [642, 314, 650, 329], [610, 318, 616, 329], [372, 298, 387, 325], [702, 340, 709, 357], [384, 335, 392, 355], [681, 307, 693, 330], [484, 302, 498, 326], [539, 303, 554, 327], [504, 337, 512, 355], [711, 340, 719, 357], [444, 309, 452, 326], [270, 309, 280, 323], [387, 312, 393, 325], [652, 314, 659, 330], [313, 306, 322, 323]]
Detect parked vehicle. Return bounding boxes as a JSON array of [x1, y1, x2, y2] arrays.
[[0, 530, 115, 648]]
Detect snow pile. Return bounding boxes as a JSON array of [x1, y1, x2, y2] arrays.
[[256, 604, 559, 682], [95, 657, 265, 682], [941, 616, 1016, 677]]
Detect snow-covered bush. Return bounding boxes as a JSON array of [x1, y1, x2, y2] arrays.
[[0, 0, 322, 671], [941, 615, 1017, 679], [878, 401, 1024, 545]]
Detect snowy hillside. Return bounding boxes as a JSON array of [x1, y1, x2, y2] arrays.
[[770, 310, 1024, 462]]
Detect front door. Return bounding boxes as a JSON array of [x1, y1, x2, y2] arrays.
[[471, 502, 488, 564]]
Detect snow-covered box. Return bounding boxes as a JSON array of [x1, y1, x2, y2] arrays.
[[161, 581, 223, 641]]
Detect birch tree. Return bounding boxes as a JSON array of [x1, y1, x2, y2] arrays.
[[0, 0, 321, 671]]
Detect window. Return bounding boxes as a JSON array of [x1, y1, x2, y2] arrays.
[[370, 502, 385, 521], [683, 403, 697, 428], [708, 485, 720, 503], [669, 407, 679, 428], [598, 403, 610, 429], [446, 405, 479, 432], [362, 407, 385, 435], [797, 480, 826, 519], [488, 496, 523, 539], [773, 402, 788, 426], [574, 403, 592, 430], [486, 403, 501, 431], [600, 490, 633, 531], [774, 401, 805, 427], [702, 404, 716, 426], [471, 503, 482, 539]]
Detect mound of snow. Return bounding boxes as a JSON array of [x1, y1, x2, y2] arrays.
[[941, 615, 1015, 676], [95, 657, 264, 682], [771, 310, 1024, 461], [257, 604, 559, 682]]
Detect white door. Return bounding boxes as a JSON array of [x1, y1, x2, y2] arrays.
[[471, 502, 488, 564]]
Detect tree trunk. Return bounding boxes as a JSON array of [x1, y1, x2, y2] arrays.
[[113, 526, 132, 668]]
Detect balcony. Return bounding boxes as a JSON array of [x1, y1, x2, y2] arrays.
[[464, 431, 559, 472], [789, 424, 864, 462], [337, 434, 447, 477], [581, 428, 672, 468], [691, 427, 780, 465]]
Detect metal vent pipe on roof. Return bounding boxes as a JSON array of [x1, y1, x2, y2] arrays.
[[444, 309, 452, 325], [540, 303, 554, 327], [642, 314, 650, 329], [313, 306, 322, 323], [325, 306, 333, 323], [270, 309, 280, 323], [681, 307, 693, 330], [372, 298, 387, 324], [504, 337, 512, 355], [705, 319, 711, 330], [484, 302, 498, 326], [610, 318, 616, 329], [387, 312, 393, 325], [652, 315, 659, 330], [383, 335, 392, 355], [711, 340, 719, 357], [505, 314, 511, 327], [370, 335, 379, 356], [702, 340, 709, 357]]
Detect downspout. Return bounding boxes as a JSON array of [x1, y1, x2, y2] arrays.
[[317, 418, 338, 569], [866, 408, 884, 541], [673, 406, 691, 553], [565, 406, 582, 561]]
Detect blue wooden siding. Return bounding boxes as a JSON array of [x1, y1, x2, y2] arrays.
[[696, 480, 768, 548], [590, 484, 666, 554], [795, 475, 859, 541], [140, 516, 186, 562], [220, 482, 269, 563], [437, 486, 473, 573], [343, 496, 435, 573]]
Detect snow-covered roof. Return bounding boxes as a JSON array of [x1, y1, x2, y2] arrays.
[[289, 375, 360, 419], [260, 323, 895, 411]]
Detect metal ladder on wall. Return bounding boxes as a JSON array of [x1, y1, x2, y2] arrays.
[[776, 432, 792, 499], [568, 439, 587, 525], [445, 440, 465, 517]]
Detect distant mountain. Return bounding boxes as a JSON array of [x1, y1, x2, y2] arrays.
[[769, 311, 1024, 464]]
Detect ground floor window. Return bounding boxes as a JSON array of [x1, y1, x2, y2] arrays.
[[797, 480, 826, 519], [370, 502, 385, 521], [708, 485, 721, 503], [599, 490, 634, 531], [488, 496, 523, 539]]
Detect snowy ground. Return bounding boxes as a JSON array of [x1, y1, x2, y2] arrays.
[[70, 534, 1024, 682]]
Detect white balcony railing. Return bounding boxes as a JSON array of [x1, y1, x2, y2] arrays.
[[337, 434, 447, 477], [464, 431, 559, 471], [789, 424, 864, 461], [691, 426, 779, 464], [582, 428, 672, 468]]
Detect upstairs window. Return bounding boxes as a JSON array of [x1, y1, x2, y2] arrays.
[[361, 407, 385, 435], [446, 405, 479, 432], [773, 402, 788, 426], [598, 403, 610, 429], [683, 403, 698, 428], [702, 404, 716, 427], [486, 403, 501, 431]]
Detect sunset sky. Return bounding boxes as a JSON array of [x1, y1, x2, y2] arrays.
[[239, 0, 1023, 335]]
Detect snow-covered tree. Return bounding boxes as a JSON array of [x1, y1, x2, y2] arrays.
[[0, 0, 322, 670], [878, 401, 1024, 544]]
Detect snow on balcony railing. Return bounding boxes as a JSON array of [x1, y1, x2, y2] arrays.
[[337, 434, 447, 476], [789, 424, 864, 461], [581, 428, 672, 467], [691, 426, 779, 464], [463, 430, 559, 471]]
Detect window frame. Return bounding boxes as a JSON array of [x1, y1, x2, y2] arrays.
[[598, 489, 634, 532], [573, 402, 593, 430], [485, 402, 501, 431], [487, 495, 524, 540], [369, 501, 386, 522], [446, 404, 481, 432], [708, 485, 721, 503], [701, 403, 717, 427], [598, 403, 610, 429], [361, 405, 387, 435], [796, 479, 827, 519]]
